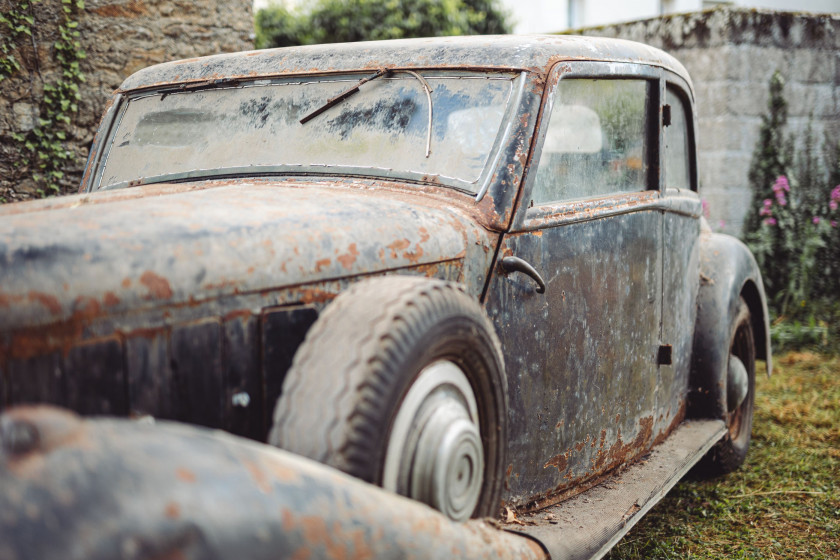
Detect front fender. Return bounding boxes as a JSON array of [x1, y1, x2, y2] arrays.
[[689, 225, 772, 420], [0, 406, 546, 560]]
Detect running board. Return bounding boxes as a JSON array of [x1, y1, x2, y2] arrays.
[[512, 419, 727, 560]]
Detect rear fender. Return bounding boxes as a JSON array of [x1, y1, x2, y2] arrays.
[[688, 225, 772, 420]]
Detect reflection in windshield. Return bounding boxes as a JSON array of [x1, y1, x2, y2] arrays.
[[97, 72, 517, 192]]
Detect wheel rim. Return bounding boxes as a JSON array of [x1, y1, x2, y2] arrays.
[[727, 322, 754, 443], [383, 360, 484, 522]]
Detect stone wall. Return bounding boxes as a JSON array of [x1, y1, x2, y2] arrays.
[[578, 7, 840, 235], [0, 0, 253, 202]]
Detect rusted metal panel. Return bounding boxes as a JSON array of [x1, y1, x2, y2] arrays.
[[513, 420, 726, 560], [261, 305, 319, 439], [222, 312, 263, 440], [654, 192, 702, 439], [64, 336, 127, 416], [7, 352, 64, 408], [485, 206, 663, 510], [0, 406, 547, 560], [170, 319, 224, 428], [126, 329, 175, 418], [0, 181, 494, 335]]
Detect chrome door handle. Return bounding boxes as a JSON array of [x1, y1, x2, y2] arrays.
[[500, 256, 546, 294]]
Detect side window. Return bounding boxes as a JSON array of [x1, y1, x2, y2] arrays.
[[664, 87, 692, 190], [531, 79, 650, 205]]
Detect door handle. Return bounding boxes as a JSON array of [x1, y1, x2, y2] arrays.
[[500, 256, 546, 294]]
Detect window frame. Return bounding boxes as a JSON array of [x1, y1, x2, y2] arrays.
[[513, 61, 669, 231], [662, 76, 698, 194]]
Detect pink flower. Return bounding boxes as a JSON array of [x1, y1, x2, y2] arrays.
[[718, 219, 726, 229], [773, 176, 790, 193], [813, 216, 821, 224], [759, 206, 771, 216], [831, 185, 840, 201], [777, 194, 787, 206], [832, 220, 838, 228], [764, 217, 777, 226], [831, 200, 838, 211], [701, 199, 711, 219]]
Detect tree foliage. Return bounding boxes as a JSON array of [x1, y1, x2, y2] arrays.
[[255, 0, 512, 49]]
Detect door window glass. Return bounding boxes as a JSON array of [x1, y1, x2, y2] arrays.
[[664, 87, 692, 190], [531, 79, 650, 205]]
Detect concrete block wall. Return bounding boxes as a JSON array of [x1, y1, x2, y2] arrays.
[[0, 0, 253, 201], [577, 8, 840, 235]]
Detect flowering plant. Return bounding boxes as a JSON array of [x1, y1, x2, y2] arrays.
[[747, 173, 839, 318]]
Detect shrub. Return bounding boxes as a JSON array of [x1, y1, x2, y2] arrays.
[[743, 73, 840, 351]]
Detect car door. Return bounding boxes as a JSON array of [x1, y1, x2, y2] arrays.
[[484, 62, 666, 508], [656, 79, 701, 438]]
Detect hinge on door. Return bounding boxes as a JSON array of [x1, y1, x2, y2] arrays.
[[657, 344, 673, 365]]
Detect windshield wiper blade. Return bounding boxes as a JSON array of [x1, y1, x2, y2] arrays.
[[299, 68, 389, 125]]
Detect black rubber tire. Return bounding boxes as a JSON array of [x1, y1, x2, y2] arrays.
[[269, 276, 507, 519], [696, 297, 756, 476]]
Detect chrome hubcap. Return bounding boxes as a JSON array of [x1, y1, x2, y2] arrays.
[[383, 361, 483, 522]]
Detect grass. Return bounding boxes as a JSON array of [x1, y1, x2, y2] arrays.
[[607, 352, 840, 559]]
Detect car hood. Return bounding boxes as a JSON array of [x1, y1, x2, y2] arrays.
[[0, 180, 497, 331]]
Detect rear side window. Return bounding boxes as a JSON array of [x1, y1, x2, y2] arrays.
[[531, 79, 650, 205], [664, 87, 692, 190]]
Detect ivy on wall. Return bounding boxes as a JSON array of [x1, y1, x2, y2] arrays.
[[1, 0, 86, 197]]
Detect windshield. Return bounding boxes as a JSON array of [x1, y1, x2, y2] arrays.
[[95, 71, 519, 192]]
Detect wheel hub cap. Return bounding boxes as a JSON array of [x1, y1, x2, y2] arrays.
[[383, 361, 484, 522], [727, 354, 749, 412]]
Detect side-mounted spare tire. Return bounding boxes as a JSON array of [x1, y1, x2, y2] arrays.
[[269, 276, 508, 521]]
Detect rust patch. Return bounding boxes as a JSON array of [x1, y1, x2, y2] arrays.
[[243, 460, 272, 494], [297, 288, 338, 305], [164, 502, 181, 519], [72, 296, 101, 321], [0, 291, 24, 308], [386, 238, 411, 258], [28, 292, 62, 316], [222, 309, 253, 322], [543, 453, 568, 473], [6, 321, 83, 361], [175, 468, 196, 483], [336, 243, 359, 269], [418, 227, 431, 243], [140, 271, 173, 300], [121, 278, 131, 288], [403, 244, 424, 265], [103, 292, 120, 307]]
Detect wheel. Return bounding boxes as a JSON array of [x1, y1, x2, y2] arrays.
[[269, 276, 507, 521], [697, 297, 755, 476]]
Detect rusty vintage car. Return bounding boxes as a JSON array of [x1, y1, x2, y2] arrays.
[[0, 36, 771, 559]]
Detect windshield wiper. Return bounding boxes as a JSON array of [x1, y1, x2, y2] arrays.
[[299, 68, 434, 158], [299, 68, 389, 124]]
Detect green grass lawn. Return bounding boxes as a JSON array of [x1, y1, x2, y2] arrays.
[[607, 352, 840, 559]]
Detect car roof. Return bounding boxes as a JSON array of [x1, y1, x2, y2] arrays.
[[118, 35, 693, 93]]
